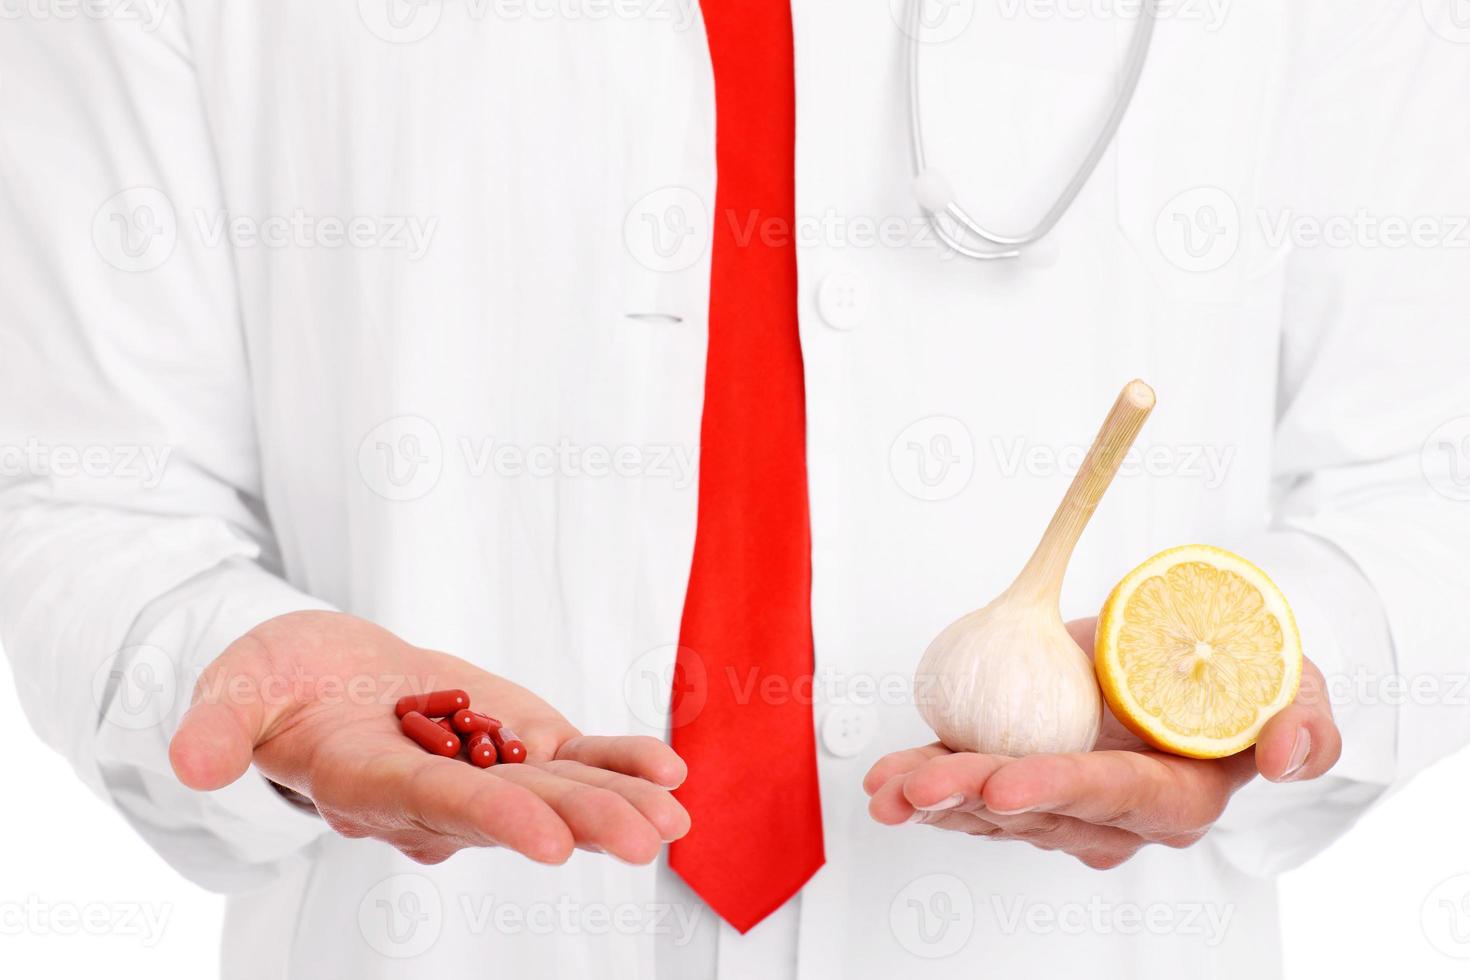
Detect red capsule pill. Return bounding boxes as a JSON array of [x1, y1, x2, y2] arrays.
[[395, 689, 470, 719], [450, 709, 502, 735], [466, 731, 498, 768], [488, 726, 526, 764], [436, 717, 456, 733], [402, 711, 462, 757]]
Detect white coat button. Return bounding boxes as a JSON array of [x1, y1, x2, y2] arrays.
[[816, 271, 870, 331], [820, 705, 876, 758]]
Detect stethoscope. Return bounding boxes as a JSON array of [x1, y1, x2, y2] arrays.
[[906, 0, 1159, 260]]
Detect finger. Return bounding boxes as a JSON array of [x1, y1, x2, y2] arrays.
[[980, 809, 1147, 864], [898, 753, 1010, 812], [378, 830, 457, 867], [539, 760, 691, 843], [862, 743, 951, 796], [1065, 617, 1098, 652], [552, 735, 687, 790], [868, 774, 920, 826], [913, 805, 1135, 859], [922, 806, 1145, 868], [491, 765, 664, 865], [916, 809, 1003, 835], [1256, 659, 1342, 783], [169, 634, 290, 791], [904, 790, 1144, 859], [320, 752, 578, 865], [979, 751, 1246, 839]]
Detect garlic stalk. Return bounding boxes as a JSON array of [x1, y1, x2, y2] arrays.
[[914, 380, 1156, 756]]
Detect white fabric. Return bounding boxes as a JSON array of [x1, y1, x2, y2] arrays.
[[1, 1, 1468, 977]]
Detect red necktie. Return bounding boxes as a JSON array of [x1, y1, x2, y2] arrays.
[[668, 0, 825, 935]]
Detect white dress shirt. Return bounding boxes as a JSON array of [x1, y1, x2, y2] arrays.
[[2, 1, 1468, 977]]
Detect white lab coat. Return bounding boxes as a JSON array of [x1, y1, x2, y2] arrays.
[[2, 0, 1467, 977]]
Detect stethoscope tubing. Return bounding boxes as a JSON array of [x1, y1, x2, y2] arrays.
[[908, 0, 1159, 260]]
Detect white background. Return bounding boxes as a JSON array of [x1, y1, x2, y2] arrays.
[[1, 666, 1469, 975]]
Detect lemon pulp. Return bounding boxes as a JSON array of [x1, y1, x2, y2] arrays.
[[1096, 545, 1302, 759]]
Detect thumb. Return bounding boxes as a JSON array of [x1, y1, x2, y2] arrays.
[[1255, 658, 1342, 783], [169, 634, 284, 791]]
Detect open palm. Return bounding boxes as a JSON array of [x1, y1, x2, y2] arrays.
[[864, 618, 1340, 868], [170, 611, 689, 866]]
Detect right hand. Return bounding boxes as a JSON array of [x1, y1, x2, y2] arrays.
[[168, 611, 689, 866]]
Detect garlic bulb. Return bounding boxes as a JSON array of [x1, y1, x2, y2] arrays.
[[915, 380, 1156, 756]]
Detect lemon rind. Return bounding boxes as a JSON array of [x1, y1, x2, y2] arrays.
[[1095, 544, 1303, 760]]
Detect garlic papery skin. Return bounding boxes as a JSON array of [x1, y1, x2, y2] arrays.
[[915, 599, 1100, 756], [913, 380, 1155, 757]]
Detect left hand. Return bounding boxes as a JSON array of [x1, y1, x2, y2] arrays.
[[863, 618, 1341, 869]]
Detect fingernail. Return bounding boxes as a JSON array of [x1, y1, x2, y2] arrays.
[[916, 793, 964, 812], [986, 804, 1036, 816], [1280, 728, 1311, 780], [904, 811, 926, 824]]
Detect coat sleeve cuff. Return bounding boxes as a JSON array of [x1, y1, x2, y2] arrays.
[[93, 557, 335, 891], [1207, 529, 1395, 876]]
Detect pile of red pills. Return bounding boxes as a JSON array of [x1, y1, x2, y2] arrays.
[[394, 689, 527, 767]]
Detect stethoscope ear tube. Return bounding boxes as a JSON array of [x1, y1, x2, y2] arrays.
[[907, 0, 1158, 261]]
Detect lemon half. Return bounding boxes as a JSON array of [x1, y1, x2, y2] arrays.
[[1095, 545, 1302, 759]]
